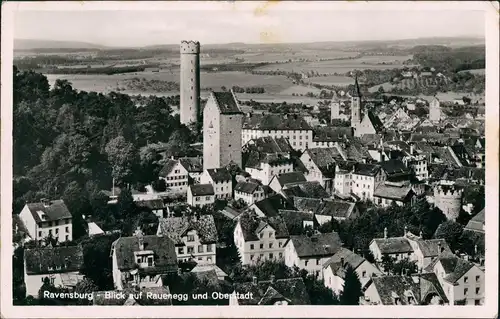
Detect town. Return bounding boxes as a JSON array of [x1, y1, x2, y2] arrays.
[[12, 36, 486, 307]]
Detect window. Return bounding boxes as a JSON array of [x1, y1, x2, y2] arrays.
[[49, 229, 52, 235], [195, 197, 200, 201], [305, 260, 309, 266], [55, 221, 59, 226], [464, 276, 468, 283], [250, 244, 254, 250], [198, 257, 202, 261], [228, 144, 232, 147], [207, 257, 212, 262], [55, 228, 59, 234], [269, 253, 274, 259], [475, 287, 480, 295], [269, 243, 273, 249], [260, 254, 264, 259], [38, 231, 42, 237], [269, 232, 273, 238], [207, 244, 213, 252], [476, 275, 480, 282], [279, 252, 283, 258], [187, 235, 195, 242], [187, 246, 194, 253], [464, 288, 468, 296], [250, 255, 254, 260], [316, 259, 320, 265], [178, 247, 184, 254], [198, 245, 204, 253], [260, 244, 264, 249], [147, 257, 153, 267], [65, 235, 69, 241], [65, 226, 69, 233], [260, 233, 264, 239]]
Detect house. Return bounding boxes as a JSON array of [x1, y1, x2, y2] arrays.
[[426, 252, 485, 305], [230, 277, 310, 305], [24, 245, 84, 297], [233, 212, 289, 265], [351, 163, 385, 201], [110, 233, 178, 290], [405, 233, 452, 271], [135, 199, 168, 218], [322, 248, 382, 293], [243, 152, 294, 185], [12, 214, 32, 249], [362, 273, 448, 305], [333, 161, 356, 197], [234, 181, 268, 205], [178, 156, 204, 183], [18, 199, 73, 243], [300, 147, 343, 193], [187, 184, 215, 207], [311, 126, 352, 148], [156, 215, 218, 265], [93, 286, 173, 306], [380, 159, 412, 182], [190, 264, 228, 281], [293, 197, 358, 224], [248, 194, 292, 218], [464, 209, 485, 234], [159, 159, 189, 193], [354, 111, 384, 137], [369, 229, 414, 263], [200, 168, 232, 200], [281, 181, 330, 201], [284, 232, 343, 279], [373, 181, 415, 207], [278, 210, 316, 235], [242, 113, 314, 151], [268, 172, 307, 194]]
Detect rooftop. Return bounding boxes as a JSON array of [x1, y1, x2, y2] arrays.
[[238, 212, 289, 242], [233, 277, 310, 305], [212, 91, 242, 114], [290, 232, 343, 258], [189, 184, 215, 197], [24, 245, 84, 275], [372, 237, 413, 254], [26, 199, 72, 223], [157, 215, 218, 244], [243, 113, 312, 131], [206, 168, 232, 182]]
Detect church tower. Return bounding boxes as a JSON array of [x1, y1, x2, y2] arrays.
[[350, 75, 362, 128], [429, 96, 441, 123], [180, 40, 200, 125]]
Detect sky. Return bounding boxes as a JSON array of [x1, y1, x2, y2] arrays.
[[13, 2, 486, 47]]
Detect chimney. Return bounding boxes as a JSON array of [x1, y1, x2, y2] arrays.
[[340, 257, 345, 267], [410, 144, 414, 155], [270, 275, 276, 283], [474, 244, 478, 256], [41, 198, 50, 207], [419, 230, 423, 239], [404, 226, 408, 237], [437, 242, 442, 256], [384, 227, 388, 239], [252, 276, 258, 285], [171, 156, 175, 160]]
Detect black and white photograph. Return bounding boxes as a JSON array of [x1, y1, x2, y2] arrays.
[[1, 1, 498, 318]]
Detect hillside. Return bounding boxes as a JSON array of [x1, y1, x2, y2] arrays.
[[14, 39, 107, 50]]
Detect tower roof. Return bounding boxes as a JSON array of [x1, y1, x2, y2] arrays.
[[211, 91, 243, 114], [352, 75, 362, 98]]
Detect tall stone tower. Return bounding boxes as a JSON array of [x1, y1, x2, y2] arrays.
[[330, 93, 341, 123], [350, 75, 362, 128], [203, 91, 244, 170], [180, 40, 200, 125], [429, 96, 441, 123]]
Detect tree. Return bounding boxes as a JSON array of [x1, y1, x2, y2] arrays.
[[392, 258, 418, 275], [152, 179, 167, 192], [434, 220, 464, 252], [339, 265, 363, 305], [116, 188, 137, 222], [74, 277, 99, 305], [381, 254, 395, 274], [62, 181, 90, 240], [105, 136, 138, 185], [80, 234, 119, 291]]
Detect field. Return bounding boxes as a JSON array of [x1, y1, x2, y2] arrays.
[[254, 55, 415, 75], [232, 50, 359, 63], [304, 75, 354, 86], [388, 92, 485, 103]]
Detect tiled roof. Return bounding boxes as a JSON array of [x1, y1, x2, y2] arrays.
[[206, 168, 232, 182], [312, 127, 352, 142], [464, 209, 485, 233], [238, 212, 289, 241], [418, 272, 449, 304], [380, 159, 411, 178], [113, 235, 178, 273], [189, 184, 215, 196], [366, 111, 384, 132], [336, 160, 357, 173], [26, 199, 72, 223], [282, 182, 330, 199], [443, 167, 485, 183], [136, 199, 166, 210], [244, 136, 292, 154], [252, 194, 290, 217], [323, 248, 366, 278], [159, 159, 179, 176], [24, 245, 84, 275], [372, 237, 413, 254], [278, 210, 315, 235], [353, 163, 381, 176], [415, 239, 452, 258], [212, 91, 242, 114], [233, 277, 310, 305], [179, 157, 203, 172], [342, 140, 371, 161], [305, 147, 343, 169], [373, 183, 413, 201], [276, 172, 307, 186], [290, 233, 343, 258], [293, 197, 323, 212], [315, 200, 356, 218], [234, 181, 260, 194], [243, 113, 312, 131], [157, 215, 218, 244], [429, 253, 477, 284], [243, 151, 292, 169]]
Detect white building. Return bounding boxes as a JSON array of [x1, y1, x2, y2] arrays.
[[268, 172, 307, 194], [157, 215, 218, 265], [333, 161, 356, 197], [24, 245, 84, 297], [159, 159, 189, 193], [244, 156, 294, 185], [284, 233, 343, 279], [242, 113, 313, 151], [300, 147, 343, 194], [187, 184, 215, 207], [18, 199, 73, 243], [233, 212, 289, 265], [351, 163, 386, 201], [200, 168, 232, 200], [234, 181, 267, 205], [322, 248, 382, 293], [429, 96, 442, 123]]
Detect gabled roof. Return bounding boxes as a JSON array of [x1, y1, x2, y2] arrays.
[[315, 200, 356, 218], [371, 237, 413, 254], [234, 181, 260, 194], [426, 253, 478, 284], [178, 157, 203, 172], [113, 235, 178, 273], [159, 159, 180, 176], [25, 199, 72, 223], [136, 199, 166, 210], [238, 212, 289, 241], [305, 147, 343, 169], [323, 248, 367, 279], [289, 233, 343, 258], [312, 126, 352, 142], [464, 209, 485, 233], [206, 168, 232, 182], [189, 184, 215, 196], [24, 245, 84, 275], [373, 183, 414, 201], [415, 239, 452, 258], [211, 91, 242, 114], [233, 278, 310, 305], [380, 159, 411, 178], [282, 182, 330, 199], [364, 111, 384, 132], [243, 113, 312, 131], [252, 194, 290, 217], [278, 210, 316, 235], [244, 136, 292, 154], [157, 215, 218, 244], [353, 163, 381, 176], [275, 172, 307, 186]]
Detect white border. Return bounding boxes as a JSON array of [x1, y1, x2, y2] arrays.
[[1, 1, 498, 318]]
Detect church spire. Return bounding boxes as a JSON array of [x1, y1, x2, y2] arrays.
[[352, 74, 362, 97]]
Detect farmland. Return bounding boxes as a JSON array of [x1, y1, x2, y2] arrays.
[[304, 75, 354, 86], [231, 50, 359, 63]]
